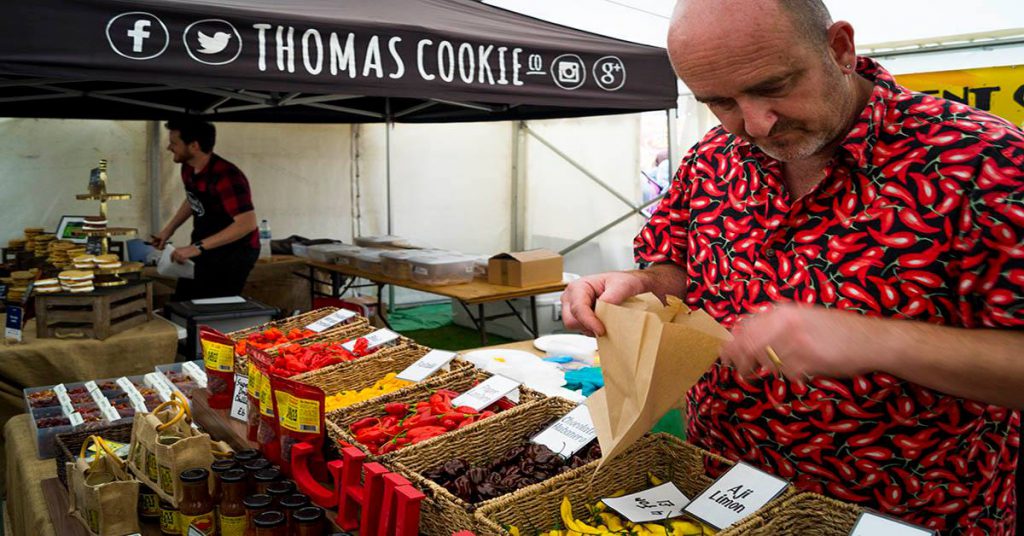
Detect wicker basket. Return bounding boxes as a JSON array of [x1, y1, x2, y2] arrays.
[[54, 421, 134, 488], [325, 371, 547, 460], [718, 492, 863, 535], [387, 397, 581, 535], [474, 433, 793, 536], [229, 308, 371, 374], [292, 345, 474, 398]]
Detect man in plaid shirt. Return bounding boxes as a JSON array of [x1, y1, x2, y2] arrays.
[[153, 119, 260, 300]]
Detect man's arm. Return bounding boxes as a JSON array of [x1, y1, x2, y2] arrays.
[[720, 304, 1024, 409], [170, 210, 257, 263], [151, 200, 192, 249], [562, 263, 689, 336]]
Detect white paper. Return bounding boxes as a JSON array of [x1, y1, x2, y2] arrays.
[[229, 375, 249, 422], [451, 375, 521, 412], [306, 309, 358, 333], [396, 350, 457, 382], [68, 412, 84, 426], [531, 404, 597, 458], [145, 372, 173, 401], [684, 462, 789, 530], [118, 378, 148, 413], [850, 512, 935, 536], [99, 401, 121, 422], [182, 361, 208, 388], [191, 296, 245, 305], [603, 483, 692, 523], [342, 328, 399, 352], [54, 385, 74, 415], [157, 245, 195, 279], [84, 381, 100, 394]]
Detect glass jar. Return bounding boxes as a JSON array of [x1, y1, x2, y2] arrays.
[[253, 511, 287, 536], [252, 468, 281, 494], [159, 500, 180, 535], [219, 468, 248, 536], [210, 459, 238, 506], [242, 494, 273, 536], [279, 493, 310, 533], [294, 506, 325, 536], [178, 468, 216, 535], [233, 449, 261, 465], [265, 480, 295, 507], [243, 458, 271, 476], [139, 488, 161, 519]]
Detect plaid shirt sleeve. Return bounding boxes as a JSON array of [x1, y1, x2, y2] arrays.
[[213, 160, 255, 217]]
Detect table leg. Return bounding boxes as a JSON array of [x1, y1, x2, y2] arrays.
[[331, 272, 343, 298], [376, 283, 393, 329], [308, 265, 316, 306], [478, 303, 488, 345], [529, 295, 539, 338]]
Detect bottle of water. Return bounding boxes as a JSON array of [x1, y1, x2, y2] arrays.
[[259, 219, 272, 258]]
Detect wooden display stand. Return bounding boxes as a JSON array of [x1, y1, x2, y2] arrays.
[[34, 280, 153, 340]]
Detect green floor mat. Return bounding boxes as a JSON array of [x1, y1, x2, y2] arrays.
[[387, 302, 454, 331], [651, 408, 687, 440]]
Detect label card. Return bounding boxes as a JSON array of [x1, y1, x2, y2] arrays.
[[849, 512, 936, 536], [68, 412, 84, 426], [229, 374, 249, 422], [342, 328, 400, 352], [116, 378, 148, 413], [395, 350, 457, 382], [54, 384, 74, 415], [4, 305, 24, 343], [603, 483, 692, 523], [99, 401, 121, 422], [182, 361, 208, 388], [306, 309, 357, 333], [145, 373, 173, 401], [451, 375, 521, 412], [85, 381, 100, 394], [683, 462, 789, 529], [530, 405, 598, 458]]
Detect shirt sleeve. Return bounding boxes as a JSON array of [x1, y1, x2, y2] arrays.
[[634, 149, 696, 266], [215, 164, 255, 217], [955, 138, 1024, 328]]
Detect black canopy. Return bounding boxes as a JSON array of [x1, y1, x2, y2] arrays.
[[0, 0, 677, 123]]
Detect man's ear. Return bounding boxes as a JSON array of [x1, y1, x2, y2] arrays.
[[826, 21, 857, 72]]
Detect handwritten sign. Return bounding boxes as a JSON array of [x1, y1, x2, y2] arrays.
[[531, 405, 597, 458], [395, 350, 457, 382], [229, 375, 249, 422], [603, 483, 692, 523], [850, 512, 936, 536], [451, 375, 521, 412], [684, 462, 789, 529], [305, 309, 358, 333], [342, 328, 400, 352]]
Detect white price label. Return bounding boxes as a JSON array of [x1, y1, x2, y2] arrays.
[[530, 405, 597, 458], [53, 383, 68, 397], [451, 375, 521, 412], [342, 328, 400, 352], [84, 381, 100, 394], [306, 309, 358, 333], [145, 373, 173, 401], [116, 378, 148, 412], [684, 462, 789, 530], [54, 385, 74, 415], [603, 483, 692, 523], [229, 375, 249, 422], [395, 350, 457, 382], [182, 361, 207, 388], [88, 384, 109, 409], [68, 412, 84, 426], [115, 377, 134, 392], [850, 512, 935, 536], [100, 402, 121, 422]]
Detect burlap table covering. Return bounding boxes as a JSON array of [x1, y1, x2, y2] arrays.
[[4, 414, 59, 536]]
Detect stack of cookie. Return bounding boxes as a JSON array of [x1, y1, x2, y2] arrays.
[[58, 270, 95, 293], [31, 233, 55, 258], [72, 254, 96, 270], [33, 277, 61, 294], [83, 216, 108, 233], [94, 254, 122, 270], [7, 270, 38, 302], [47, 241, 78, 268], [6, 238, 26, 253]]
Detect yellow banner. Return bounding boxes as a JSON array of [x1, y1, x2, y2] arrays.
[[897, 65, 1024, 127]]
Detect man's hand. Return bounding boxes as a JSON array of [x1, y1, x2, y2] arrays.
[[561, 271, 649, 336], [720, 303, 880, 379], [171, 245, 201, 264], [150, 230, 172, 250]]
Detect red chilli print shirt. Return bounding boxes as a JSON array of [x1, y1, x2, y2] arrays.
[[635, 57, 1023, 534]]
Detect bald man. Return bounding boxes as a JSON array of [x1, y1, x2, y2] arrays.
[[563, 0, 1023, 532]]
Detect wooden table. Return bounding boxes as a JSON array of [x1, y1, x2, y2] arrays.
[[304, 259, 568, 344]]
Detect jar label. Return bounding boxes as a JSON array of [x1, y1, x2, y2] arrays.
[[158, 464, 174, 494], [159, 508, 179, 535], [219, 514, 247, 536], [145, 451, 158, 481], [139, 492, 161, 517], [180, 511, 215, 535]]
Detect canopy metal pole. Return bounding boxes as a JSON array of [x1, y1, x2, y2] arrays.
[[510, 121, 523, 250], [385, 99, 395, 314], [147, 121, 161, 236], [667, 108, 679, 173]]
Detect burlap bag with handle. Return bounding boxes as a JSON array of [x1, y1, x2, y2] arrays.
[[67, 435, 140, 536], [128, 392, 232, 505]]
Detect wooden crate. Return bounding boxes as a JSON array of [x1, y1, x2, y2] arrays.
[[35, 280, 153, 340]]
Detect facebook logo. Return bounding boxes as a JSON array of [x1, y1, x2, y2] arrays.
[[106, 12, 169, 60]]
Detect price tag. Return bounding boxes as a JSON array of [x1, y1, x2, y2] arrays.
[[849, 512, 936, 536], [451, 375, 521, 412], [53, 384, 74, 415], [4, 304, 24, 343], [68, 412, 84, 426], [229, 375, 249, 422], [85, 381, 100, 394], [99, 401, 121, 422], [602, 483, 692, 523], [305, 309, 357, 333], [342, 328, 400, 352], [395, 350, 457, 382], [530, 405, 597, 458], [683, 462, 789, 530], [118, 378, 148, 413], [87, 383, 108, 409], [182, 362, 208, 389], [145, 373, 173, 401]]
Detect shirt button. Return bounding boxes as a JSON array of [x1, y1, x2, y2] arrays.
[[765, 248, 776, 258]]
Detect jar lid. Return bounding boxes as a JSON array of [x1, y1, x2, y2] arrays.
[[243, 458, 271, 472], [233, 449, 261, 462], [253, 468, 281, 482], [211, 459, 237, 473], [253, 510, 286, 528], [243, 494, 273, 509], [293, 506, 325, 523], [279, 493, 310, 509], [179, 468, 208, 483], [220, 468, 246, 483], [266, 480, 296, 496]]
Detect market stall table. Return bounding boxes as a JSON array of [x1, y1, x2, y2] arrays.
[[0, 315, 178, 495], [305, 259, 568, 344]]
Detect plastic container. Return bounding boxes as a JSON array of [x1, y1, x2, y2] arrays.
[[155, 361, 207, 400], [354, 250, 388, 274], [259, 219, 272, 259], [380, 250, 433, 280], [471, 255, 489, 278], [353, 235, 412, 248], [332, 247, 367, 268], [307, 243, 360, 264], [291, 243, 309, 258], [408, 254, 477, 285]]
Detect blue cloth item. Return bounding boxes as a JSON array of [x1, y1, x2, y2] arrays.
[[563, 367, 604, 396], [542, 356, 574, 364]]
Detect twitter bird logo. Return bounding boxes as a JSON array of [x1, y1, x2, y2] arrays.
[[197, 31, 231, 54]]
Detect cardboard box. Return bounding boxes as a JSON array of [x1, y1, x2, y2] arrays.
[[488, 249, 563, 287]]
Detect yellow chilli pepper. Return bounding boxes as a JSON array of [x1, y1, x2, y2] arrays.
[[324, 373, 411, 412]]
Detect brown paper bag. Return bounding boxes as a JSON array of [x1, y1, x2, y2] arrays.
[[67, 435, 140, 536], [587, 293, 731, 468], [128, 392, 231, 505]]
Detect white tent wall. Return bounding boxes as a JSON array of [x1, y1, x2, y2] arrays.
[[0, 118, 150, 246]]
